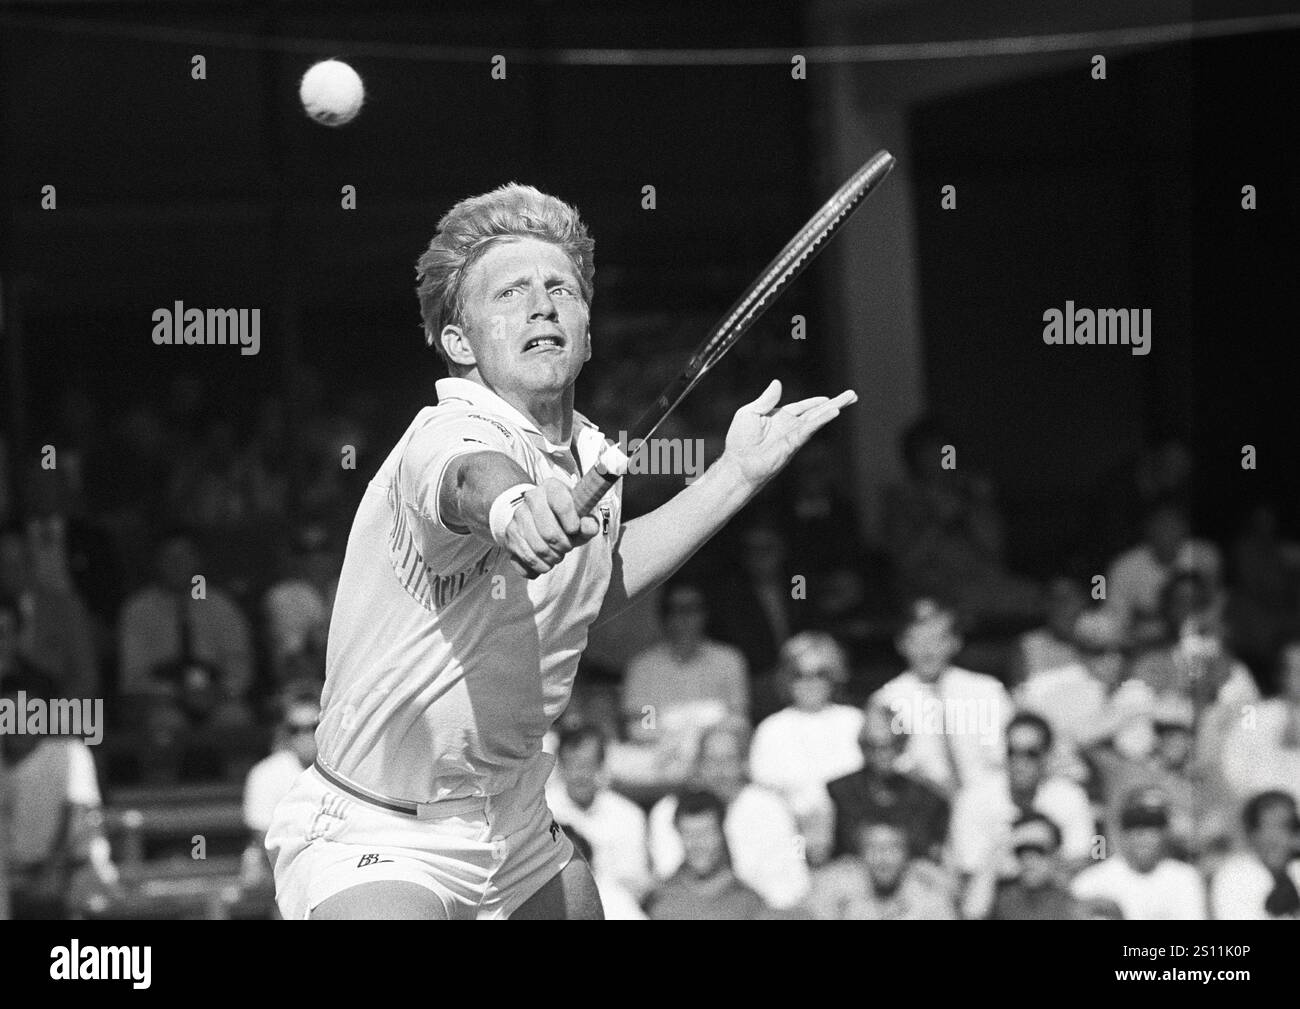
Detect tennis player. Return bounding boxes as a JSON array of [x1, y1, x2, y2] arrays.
[[266, 183, 857, 919]]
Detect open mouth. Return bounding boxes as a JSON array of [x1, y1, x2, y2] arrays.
[[523, 334, 565, 352]]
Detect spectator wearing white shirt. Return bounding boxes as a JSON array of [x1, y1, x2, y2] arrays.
[[872, 599, 1011, 797], [748, 633, 864, 861], [241, 697, 320, 885], [546, 727, 651, 899], [1013, 576, 1088, 684], [1220, 638, 1300, 809], [948, 712, 1095, 879], [649, 718, 808, 910], [1071, 787, 1206, 920], [616, 581, 748, 787], [1104, 498, 1221, 645], [1211, 790, 1300, 920]]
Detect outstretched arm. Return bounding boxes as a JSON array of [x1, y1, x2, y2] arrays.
[[597, 380, 856, 625]]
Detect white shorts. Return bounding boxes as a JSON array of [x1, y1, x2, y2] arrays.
[[266, 751, 573, 920]]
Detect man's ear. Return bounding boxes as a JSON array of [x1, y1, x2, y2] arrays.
[[440, 324, 476, 368], [584, 328, 592, 362]]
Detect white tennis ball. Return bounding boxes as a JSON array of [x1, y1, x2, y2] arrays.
[[299, 59, 365, 127]]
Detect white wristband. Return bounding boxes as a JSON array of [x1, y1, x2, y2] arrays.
[[488, 483, 537, 545], [597, 441, 631, 477]]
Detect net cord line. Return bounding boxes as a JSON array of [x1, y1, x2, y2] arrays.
[[0, 11, 1298, 65]]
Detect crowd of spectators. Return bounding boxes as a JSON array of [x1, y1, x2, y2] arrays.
[[1, 385, 1299, 920]]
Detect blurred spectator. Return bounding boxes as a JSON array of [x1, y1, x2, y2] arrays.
[[0, 524, 98, 699], [118, 530, 253, 717], [948, 713, 1094, 880], [263, 522, 337, 689], [644, 790, 767, 920], [981, 815, 1080, 920], [1086, 437, 1195, 568], [621, 580, 748, 778], [708, 522, 804, 718], [748, 632, 864, 860], [648, 719, 808, 910], [882, 416, 1041, 629], [872, 599, 1011, 796], [1070, 787, 1206, 920], [1016, 607, 1145, 781], [808, 817, 956, 920], [1092, 693, 1233, 860], [1013, 576, 1088, 684], [1, 669, 118, 919], [825, 702, 949, 862], [1104, 498, 1221, 644], [1226, 501, 1300, 666], [561, 827, 646, 921], [1130, 571, 1258, 769], [546, 727, 651, 900], [1221, 639, 1300, 808], [1210, 790, 1300, 920], [241, 696, 319, 886]]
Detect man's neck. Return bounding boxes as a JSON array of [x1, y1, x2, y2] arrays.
[[467, 370, 574, 444]]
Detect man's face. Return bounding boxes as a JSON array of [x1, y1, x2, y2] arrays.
[[898, 617, 960, 682], [859, 708, 902, 774], [678, 810, 727, 877], [451, 237, 590, 399], [1154, 725, 1192, 771], [1006, 723, 1049, 794], [789, 674, 832, 713], [1123, 825, 1165, 872], [1251, 802, 1298, 872], [1015, 847, 1055, 888], [698, 732, 744, 798], [662, 587, 707, 648], [561, 737, 603, 809], [861, 824, 909, 890]]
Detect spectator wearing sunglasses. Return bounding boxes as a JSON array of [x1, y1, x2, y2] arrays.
[[948, 712, 1094, 884]]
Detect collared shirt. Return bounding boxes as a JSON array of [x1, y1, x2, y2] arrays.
[[1210, 852, 1300, 920], [316, 378, 622, 802], [948, 773, 1095, 875], [545, 783, 650, 897]]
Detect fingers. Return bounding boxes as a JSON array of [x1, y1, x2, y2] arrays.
[[506, 479, 594, 578], [743, 379, 783, 415]]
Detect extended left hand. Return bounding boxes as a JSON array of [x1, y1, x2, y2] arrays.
[[721, 379, 858, 490]]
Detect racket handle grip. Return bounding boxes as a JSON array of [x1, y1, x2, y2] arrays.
[[573, 466, 620, 516]]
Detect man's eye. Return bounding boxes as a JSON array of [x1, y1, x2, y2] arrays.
[[550, 286, 575, 298], [498, 288, 519, 299]]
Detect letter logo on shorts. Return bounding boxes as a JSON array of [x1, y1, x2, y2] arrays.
[[357, 853, 395, 867]]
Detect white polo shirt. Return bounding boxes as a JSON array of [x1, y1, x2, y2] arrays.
[[316, 378, 622, 803]]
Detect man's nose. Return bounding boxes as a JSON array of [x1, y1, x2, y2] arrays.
[[526, 282, 558, 320]]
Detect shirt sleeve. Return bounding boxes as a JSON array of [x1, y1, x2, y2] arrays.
[[65, 741, 102, 807]]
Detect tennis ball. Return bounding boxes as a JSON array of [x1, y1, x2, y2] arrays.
[[299, 59, 365, 127]]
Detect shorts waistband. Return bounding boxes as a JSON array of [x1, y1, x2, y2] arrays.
[[312, 759, 488, 821]]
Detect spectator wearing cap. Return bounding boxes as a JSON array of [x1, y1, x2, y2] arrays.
[[948, 713, 1094, 882], [1070, 787, 1207, 920], [241, 696, 321, 886], [1103, 498, 1221, 645], [966, 814, 1079, 920], [748, 632, 864, 859], [619, 580, 749, 786], [808, 816, 957, 920], [825, 702, 950, 863], [546, 727, 652, 900], [648, 719, 808, 910], [1013, 576, 1088, 684], [1210, 790, 1300, 919], [1220, 638, 1300, 809], [645, 790, 767, 920], [871, 599, 1012, 796]]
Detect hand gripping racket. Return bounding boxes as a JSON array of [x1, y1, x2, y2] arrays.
[[572, 149, 895, 514]]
